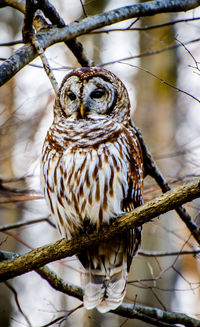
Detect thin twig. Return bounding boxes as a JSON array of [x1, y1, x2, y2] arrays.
[[100, 38, 200, 68], [130, 122, 200, 245], [0, 194, 43, 204], [5, 281, 32, 326], [39, 304, 83, 327], [126, 17, 140, 29], [90, 16, 200, 34], [22, 0, 59, 93], [80, 0, 87, 17], [31, 34, 59, 93], [0, 40, 23, 46], [138, 249, 200, 257], [0, 216, 55, 232], [175, 37, 200, 70], [121, 62, 200, 103]]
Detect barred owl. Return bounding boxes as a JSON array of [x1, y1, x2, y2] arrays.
[[41, 67, 143, 313]]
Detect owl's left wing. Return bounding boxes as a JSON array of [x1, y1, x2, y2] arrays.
[[122, 123, 144, 271], [122, 124, 143, 212]]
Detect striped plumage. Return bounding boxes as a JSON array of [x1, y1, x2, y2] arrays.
[[41, 67, 143, 312]]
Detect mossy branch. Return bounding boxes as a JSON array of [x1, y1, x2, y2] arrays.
[[0, 179, 199, 282]]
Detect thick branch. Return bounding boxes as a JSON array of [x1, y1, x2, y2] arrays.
[[16, 266, 200, 326], [36, 265, 83, 301], [0, 0, 93, 67], [115, 303, 200, 327], [0, 0, 200, 85], [1, 251, 199, 326], [0, 0, 25, 12], [0, 180, 199, 282], [22, 0, 35, 43], [37, 0, 94, 67]]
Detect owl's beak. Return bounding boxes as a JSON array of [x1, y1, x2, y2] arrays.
[[80, 103, 84, 118]]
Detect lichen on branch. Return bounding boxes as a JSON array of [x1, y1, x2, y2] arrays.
[[0, 179, 199, 282]]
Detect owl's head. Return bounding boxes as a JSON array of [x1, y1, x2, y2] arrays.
[[54, 67, 130, 123]]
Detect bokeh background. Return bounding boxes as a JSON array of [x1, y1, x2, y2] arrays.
[[0, 1, 200, 326]]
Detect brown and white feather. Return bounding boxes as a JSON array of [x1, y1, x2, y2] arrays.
[[41, 67, 143, 312]]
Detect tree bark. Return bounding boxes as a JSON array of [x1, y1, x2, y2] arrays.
[[0, 0, 200, 86], [0, 180, 199, 282]]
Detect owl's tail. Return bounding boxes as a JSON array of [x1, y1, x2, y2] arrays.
[[78, 235, 130, 313], [83, 263, 127, 313]]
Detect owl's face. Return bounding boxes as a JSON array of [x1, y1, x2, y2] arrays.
[[56, 67, 130, 123]]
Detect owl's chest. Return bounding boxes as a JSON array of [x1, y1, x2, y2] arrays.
[[43, 138, 131, 237]]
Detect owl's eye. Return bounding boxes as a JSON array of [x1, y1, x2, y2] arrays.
[[90, 89, 105, 99], [67, 92, 76, 101]]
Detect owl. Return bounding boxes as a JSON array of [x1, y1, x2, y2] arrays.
[[41, 67, 143, 313]]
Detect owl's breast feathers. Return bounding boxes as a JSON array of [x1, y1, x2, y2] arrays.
[[41, 119, 143, 239]]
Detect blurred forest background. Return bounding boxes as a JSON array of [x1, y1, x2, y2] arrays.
[[0, 0, 200, 326]]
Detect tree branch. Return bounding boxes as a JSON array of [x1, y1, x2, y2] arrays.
[[0, 194, 43, 204], [132, 124, 200, 244], [36, 265, 83, 301], [90, 17, 200, 33], [37, 0, 94, 67], [0, 216, 54, 231], [0, 0, 93, 68], [0, 0, 200, 86], [0, 180, 199, 282], [0, 0, 25, 12], [22, 0, 36, 43], [1, 250, 199, 326], [115, 303, 200, 327], [139, 249, 200, 257]]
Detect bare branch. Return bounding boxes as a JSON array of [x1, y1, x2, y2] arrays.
[[0, 194, 43, 204], [0, 40, 22, 46], [90, 16, 200, 34], [0, 2, 200, 324], [0, 0, 25, 12], [122, 62, 200, 103], [1, 37, 199, 74], [22, 0, 59, 92], [0, 0, 93, 68], [0, 0, 200, 85], [79, 0, 87, 18], [37, 0, 93, 67], [176, 37, 200, 71], [0, 179, 199, 282], [22, 0, 36, 43], [1, 250, 199, 326], [5, 281, 32, 326], [0, 250, 19, 261], [31, 34, 59, 93], [131, 124, 200, 245], [37, 265, 83, 301], [0, 216, 55, 232], [138, 249, 200, 257], [38, 304, 83, 327], [115, 303, 200, 327], [101, 37, 200, 66]]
